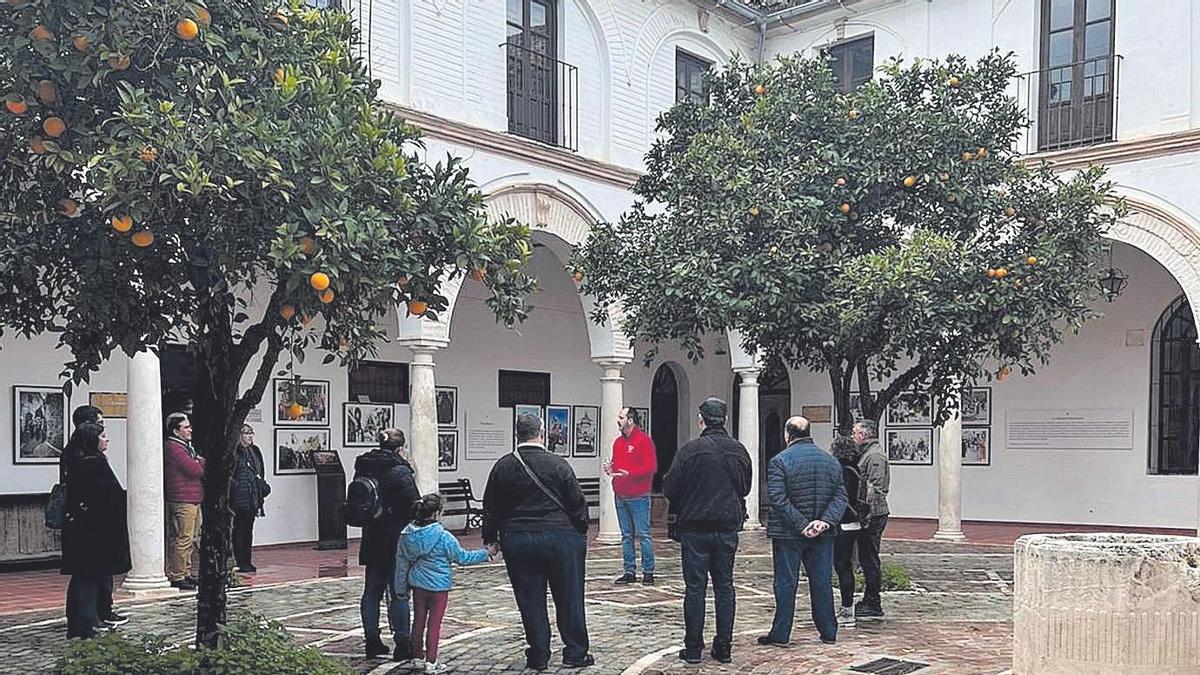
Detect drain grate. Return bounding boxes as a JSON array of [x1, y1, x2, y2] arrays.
[[849, 657, 930, 675]]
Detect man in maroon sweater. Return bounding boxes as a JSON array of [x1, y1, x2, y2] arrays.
[[164, 413, 205, 590], [604, 407, 657, 584]]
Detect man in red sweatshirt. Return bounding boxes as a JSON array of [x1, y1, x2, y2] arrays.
[[604, 407, 657, 584]]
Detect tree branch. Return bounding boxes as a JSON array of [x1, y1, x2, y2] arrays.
[[232, 330, 285, 425], [874, 362, 929, 417], [233, 281, 287, 371]]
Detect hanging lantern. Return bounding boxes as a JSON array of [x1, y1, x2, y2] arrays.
[[1098, 245, 1128, 302]]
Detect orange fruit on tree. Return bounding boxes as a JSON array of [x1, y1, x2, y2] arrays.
[[138, 145, 158, 162], [986, 268, 997, 279], [309, 271, 330, 291], [131, 230, 155, 247], [108, 54, 131, 70], [298, 236, 317, 255], [947, 75, 961, 87], [996, 366, 1011, 382], [407, 299, 428, 316], [1027, 256, 1038, 265], [285, 402, 304, 419], [471, 268, 487, 282], [195, 6, 212, 27], [996, 267, 1008, 278], [838, 203, 851, 214], [571, 270, 584, 283], [319, 288, 335, 304], [975, 147, 988, 159], [4, 98, 28, 115], [279, 304, 296, 320], [35, 80, 58, 105], [749, 206, 760, 216], [42, 117, 65, 137], [274, 67, 285, 84], [270, 11, 289, 28], [29, 136, 46, 154], [1004, 206, 1016, 218], [111, 214, 133, 232], [175, 18, 199, 40], [835, 177, 846, 187], [902, 175, 917, 188], [754, 84, 766, 96], [847, 109, 860, 120], [961, 151, 973, 162], [72, 35, 89, 51], [56, 198, 78, 216], [30, 25, 53, 41]]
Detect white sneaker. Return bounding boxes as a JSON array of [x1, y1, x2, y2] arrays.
[[425, 661, 446, 673], [837, 605, 856, 627], [412, 659, 426, 669]]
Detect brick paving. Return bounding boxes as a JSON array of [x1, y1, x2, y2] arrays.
[[0, 532, 1019, 674]]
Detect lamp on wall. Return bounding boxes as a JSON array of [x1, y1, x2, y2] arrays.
[[1098, 244, 1129, 302]]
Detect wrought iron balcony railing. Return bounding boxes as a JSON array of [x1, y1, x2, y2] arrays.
[[1014, 54, 1122, 154], [504, 42, 579, 152]]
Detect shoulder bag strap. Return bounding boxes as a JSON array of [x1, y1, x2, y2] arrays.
[[511, 448, 568, 513]]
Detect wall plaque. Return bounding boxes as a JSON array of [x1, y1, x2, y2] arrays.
[[1006, 408, 1133, 450]]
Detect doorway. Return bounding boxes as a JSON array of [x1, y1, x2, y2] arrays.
[[650, 364, 679, 493]]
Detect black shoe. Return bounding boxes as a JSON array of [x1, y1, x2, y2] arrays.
[[392, 640, 412, 662], [678, 649, 702, 664], [365, 636, 388, 659], [614, 572, 637, 585], [563, 654, 595, 668], [101, 612, 129, 627], [525, 661, 548, 671], [641, 572, 655, 585], [854, 602, 884, 618], [710, 647, 732, 664], [820, 636, 837, 645], [756, 635, 789, 647], [236, 564, 257, 573], [170, 579, 197, 591]]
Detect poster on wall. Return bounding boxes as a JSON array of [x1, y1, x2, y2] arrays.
[[572, 405, 599, 457], [960, 388, 992, 426], [961, 427, 990, 465], [88, 391, 127, 419], [436, 386, 457, 427], [273, 379, 330, 426], [438, 430, 458, 471], [274, 427, 326, 475], [834, 392, 866, 427], [546, 405, 572, 457], [466, 411, 510, 460], [13, 385, 69, 464], [886, 428, 933, 465], [513, 404, 544, 449], [886, 391, 933, 427], [343, 402, 393, 447]]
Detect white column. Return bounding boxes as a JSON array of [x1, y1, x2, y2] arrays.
[[933, 390, 966, 541], [595, 358, 628, 545], [402, 339, 446, 496], [121, 350, 173, 595], [735, 368, 763, 530]]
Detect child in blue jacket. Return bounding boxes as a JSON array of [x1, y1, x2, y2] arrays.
[[395, 493, 495, 673]]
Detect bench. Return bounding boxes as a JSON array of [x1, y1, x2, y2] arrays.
[[579, 477, 600, 514], [438, 478, 484, 533]]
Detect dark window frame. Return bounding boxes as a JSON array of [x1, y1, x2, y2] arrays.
[[675, 49, 713, 104], [823, 35, 874, 93], [1149, 294, 1200, 476], [498, 369, 551, 408], [348, 360, 410, 405], [506, 0, 559, 146], [1036, 0, 1117, 150]]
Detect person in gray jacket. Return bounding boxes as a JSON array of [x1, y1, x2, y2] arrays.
[[852, 420, 890, 619]]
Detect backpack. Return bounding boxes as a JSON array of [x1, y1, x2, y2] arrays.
[[342, 475, 383, 527], [843, 463, 873, 524]]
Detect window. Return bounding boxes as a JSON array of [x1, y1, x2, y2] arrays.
[[825, 36, 874, 93], [676, 50, 712, 104], [1149, 295, 1200, 475], [1037, 0, 1116, 150], [498, 370, 550, 407], [506, 0, 577, 150], [349, 360, 409, 404]]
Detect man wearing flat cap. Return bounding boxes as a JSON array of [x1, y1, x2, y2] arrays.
[[662, 397, 753, 665]]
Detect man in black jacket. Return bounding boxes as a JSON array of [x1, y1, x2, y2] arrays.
[[483, 413, 594, 671], [354, 429, 420, 661], [662, 397, 752, 665]]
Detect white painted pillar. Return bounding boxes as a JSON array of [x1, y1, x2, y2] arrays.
[[734, 368, 763, 530], [402, 340, 446, 496], [121, 351, 172, 595], [595, 358, 628, 545], [933, 390, 966, 542]]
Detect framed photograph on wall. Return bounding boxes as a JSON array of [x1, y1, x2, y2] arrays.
[[343, 402, 393, 447], [960, 387, 992, 426], [632, 406, 650, 433], [436, 386, 457, 427], [273, 378, 330, 426], [13, 385, 69, 464], [886, 428, 933, 465], [835, 392, 866, 427], [961, 427, 991, 466], [572, 405, 599, 457], [274, 427, 327, 475], [885, 391, 933, 427], [513, 404, 544, 448], [438, 430, 458, 471], [546, 405, 572, 457]]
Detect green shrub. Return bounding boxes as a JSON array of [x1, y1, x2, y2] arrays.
[[832, 561, 913, 591], [53, 614, 350, 675]]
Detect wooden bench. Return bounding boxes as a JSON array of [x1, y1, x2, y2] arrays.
[[438, 479, 484, 533], [579, 477, 600, 513]]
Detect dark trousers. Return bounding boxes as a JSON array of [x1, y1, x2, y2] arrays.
[[768, 536, 837, 643], [833, 529, 859, 607], [232, 510, 257, 568], [65, 574, 106, 638], [860, 515, 888, 607], [679, 531, 739, 654], [361, 564, 410, 642], [501, 529, 589, 666], [97, 575, 113, 619]]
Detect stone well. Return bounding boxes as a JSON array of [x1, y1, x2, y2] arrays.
[[1013, 533, 1200, 674]]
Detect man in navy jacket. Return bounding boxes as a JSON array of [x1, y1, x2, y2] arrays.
[[759, 416, 848, 646]]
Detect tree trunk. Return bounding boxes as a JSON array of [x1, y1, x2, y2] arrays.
[[830, 364, 853, 437]]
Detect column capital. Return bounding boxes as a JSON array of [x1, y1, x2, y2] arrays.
[[734, 366, 762, 378], [592, 356, 631, 379], [398, 336, 449, 353]]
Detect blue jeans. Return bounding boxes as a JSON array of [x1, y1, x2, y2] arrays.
[[767, 536, 837, 643], [501, 529, 590, 666], [616, 495, 655, 574], [679, 531, 739, 654], [362, 564, 410, 642]]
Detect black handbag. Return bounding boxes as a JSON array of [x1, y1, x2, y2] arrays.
[[45, 483, 66, 530]]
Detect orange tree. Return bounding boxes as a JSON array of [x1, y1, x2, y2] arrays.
[[574, 52, 1120, 434], [0, 0, 534, 646]]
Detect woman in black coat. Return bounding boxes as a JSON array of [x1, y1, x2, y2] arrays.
[[230, 424, 270, 572], [60, 423, 131, 638]]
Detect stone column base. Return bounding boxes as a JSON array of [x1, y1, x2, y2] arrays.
[[120, 577, 178, 599], [932, 529, 967, 542]]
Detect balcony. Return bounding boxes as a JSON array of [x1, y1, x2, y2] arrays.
[[504, 42, 579, 152], [1015, 54, 1122, 155]]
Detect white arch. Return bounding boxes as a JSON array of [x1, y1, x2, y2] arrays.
[[397, 184, 631, 361], [1107, 190, 1200, 326]]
